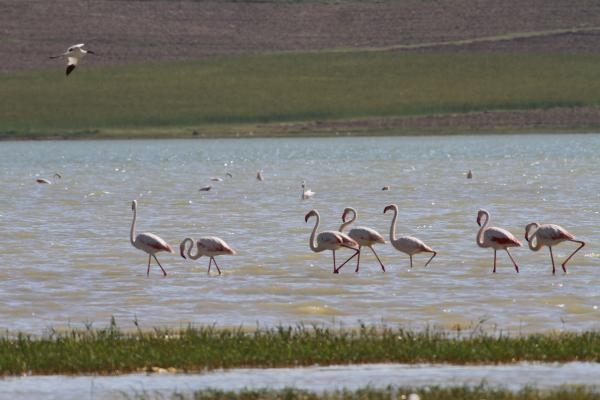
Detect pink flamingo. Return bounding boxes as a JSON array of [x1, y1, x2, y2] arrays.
[[525, 222, 585, 275], [180, 237, 236, 275], [339, 207, 386, 272], [383, 204, 436, 269], [305, 209, 359, 273], [130, 200, 173, 276], [476, 209, 521, 273]]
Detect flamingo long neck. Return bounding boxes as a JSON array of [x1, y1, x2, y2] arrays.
[[526, 225, 543, 251], [308, 213, 321, 252], [130, 206, 137, 247], [339, 209, 356, 232], [182, 237, 202, 259], [476, 212, 489, 248], [388, 207, 398, 242]]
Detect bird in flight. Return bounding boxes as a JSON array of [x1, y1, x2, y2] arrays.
[[50, 43, 96, 76]]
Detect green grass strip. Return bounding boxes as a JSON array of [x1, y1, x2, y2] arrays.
[[2, 51, 600, 137], [1, 322, 599, 375]]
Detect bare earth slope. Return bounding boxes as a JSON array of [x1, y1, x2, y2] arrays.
[[2, 0, 600, 135]]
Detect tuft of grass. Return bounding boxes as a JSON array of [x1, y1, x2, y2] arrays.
[[2, 51, 600, 137], [1, 322, 600, 376]]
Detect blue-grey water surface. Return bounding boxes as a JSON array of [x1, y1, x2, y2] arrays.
[[0, 134, 599, 334]]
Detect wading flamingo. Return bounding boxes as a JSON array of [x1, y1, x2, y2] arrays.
[[476, 209, 521, 273], [180, 237, 236, 275], [339, 207, 386, 272], [383, 204, 436, 269], [49, 43, 96, 76], [525, 222, 585, 275], [305, 209, 359, 273], [130, 200, 173, 276]]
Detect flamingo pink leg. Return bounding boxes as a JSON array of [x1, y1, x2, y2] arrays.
[[505, 249, 519, 273], [153, 255, 167, 276], [369, 247, 386, 272], [561, 240, 586, 274], [423, 251, 437, 268], [549, 246, 557, 275], [354, 249, 362, 273], [334, 248, 360, 273], [147, 255, 152, 276], [210, 257, 222, 275]]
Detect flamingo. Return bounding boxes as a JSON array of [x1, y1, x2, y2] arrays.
[[130, 200, 173, 276], [339, 207, 386, 272], [305, 209, 359, 273], [49, 43, 96, 76], [301, 181, 315, 200], [383, 204, 436, 269], [180, 237, 236, 275], [525, 222, 585, 275], [476, 209, 521, 273], [256, 170, 264, 181]]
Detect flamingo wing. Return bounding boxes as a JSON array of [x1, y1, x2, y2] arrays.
[[540, 224, 574, 242], [198, 236, 236, 255], [485, 227, 522, 247], [349, 227, 385, 245], [317, 231, 344, 249], [136, 232, 173, 253]]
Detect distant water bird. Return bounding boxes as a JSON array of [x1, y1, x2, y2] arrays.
[[476, 209, 521, 273], [467, 170, 473, 179], [199, 185, 212, 192], [256, 170, 264, 181], [49, 43, 96, 76], [525, 222, 585, 275], [383, 204, 436, 269], [210, 177, 223, 182], [339, 207, 386, 272], [36, 173, 62, 184], [301, 180, 315, 200], [130, 200, 173, 276], [382, 185, 391, 191], [305, 209, 359, 273], [180, 237, 236, 275]]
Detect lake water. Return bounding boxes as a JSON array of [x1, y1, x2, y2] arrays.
[[0, 134, 599, 335], [2, 362, 600, 399]]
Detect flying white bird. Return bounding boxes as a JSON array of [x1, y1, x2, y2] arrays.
[[49, 43, 96, 76]]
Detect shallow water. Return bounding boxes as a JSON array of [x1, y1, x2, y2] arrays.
[[0, 134, 599, 334], [2, 362, 599, 399]]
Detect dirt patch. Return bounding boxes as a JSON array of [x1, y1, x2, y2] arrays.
[[3, 0, 600, 72]]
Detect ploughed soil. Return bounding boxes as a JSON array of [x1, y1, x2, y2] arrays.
[[2, 0, 600, 135]]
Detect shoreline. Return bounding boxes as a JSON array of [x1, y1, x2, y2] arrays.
[[3, 107, 600, 141]]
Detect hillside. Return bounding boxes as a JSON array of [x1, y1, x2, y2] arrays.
[[2, 0, 600, 136]]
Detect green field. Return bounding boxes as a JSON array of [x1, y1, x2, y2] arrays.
[[3, 51, 600, 138], [1, 323, 599, 376]]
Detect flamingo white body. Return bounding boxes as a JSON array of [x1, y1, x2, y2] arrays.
[[301, 181, 315, 200], [384, 204, 436, 269], [49, 43, 95, 76], [130, 200, 173, 276], [476, 209, 521, 273], [180, 237, 236, 275], [525, 222, 585, 275], [339, 207, 386, 272], [305, 209, 359, 273]]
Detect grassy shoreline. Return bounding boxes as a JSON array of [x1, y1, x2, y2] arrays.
[[1, 322, 599, 376], [3, 51, 600, 139]]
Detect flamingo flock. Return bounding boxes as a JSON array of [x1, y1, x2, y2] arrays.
[[129, 200, 586, 277]]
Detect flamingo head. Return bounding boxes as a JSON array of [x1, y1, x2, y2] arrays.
[[524, 222, 539, 242], [476, 209, 488, 227], [179, 242, 187, 259], [304, 209, 317, 223], [383, 204, 396, 214], [341, 207, 353, 223]]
